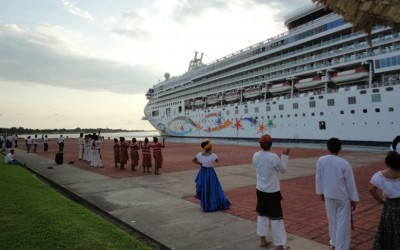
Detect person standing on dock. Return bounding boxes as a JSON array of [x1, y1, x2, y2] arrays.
[[129, 138, 140, 172], [43, 135, 49, 152], [369, 151, 400, 250], [150, 137, 165, 175], [192, 139, 231, 212], [90, 135, 103, 168], [57, 135, 65, 152], [141, 137, 152, 173], [316, 138, 359, 250], [78, 133, 85, 160], [33, 135, 38, 153], [113, 138, 120, 168], [252, 134, 290, 250], [26, 136, 32, 153], [119, 137, 129, 169]]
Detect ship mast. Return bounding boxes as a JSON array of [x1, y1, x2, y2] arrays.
[[188, 51, 204, 71]]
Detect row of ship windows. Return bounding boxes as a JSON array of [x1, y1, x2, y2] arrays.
[[154, 88, 390, 113], [183, 95, 382, 117], [375, 55, 400, 69], [179, 107, 395, 124], [161, 102, 395, 120]]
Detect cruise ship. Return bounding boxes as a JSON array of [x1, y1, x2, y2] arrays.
[[144, 4, 400, 145]]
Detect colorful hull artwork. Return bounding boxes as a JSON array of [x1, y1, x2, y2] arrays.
[[156, 114, 277, 137]]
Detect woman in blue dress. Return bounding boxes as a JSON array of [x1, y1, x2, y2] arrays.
[[192, 139, 231, 212]]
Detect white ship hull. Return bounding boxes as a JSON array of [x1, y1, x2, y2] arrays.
[[145, 83, 399, 143], [144, 4, 400, 144]]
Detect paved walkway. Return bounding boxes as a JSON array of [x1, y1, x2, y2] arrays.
[[6, 139, 387, 249]]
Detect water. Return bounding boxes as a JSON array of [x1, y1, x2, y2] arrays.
[[18, 131, 389, 152]]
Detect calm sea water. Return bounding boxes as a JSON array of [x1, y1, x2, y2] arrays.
[[18, 131, 388, 152]]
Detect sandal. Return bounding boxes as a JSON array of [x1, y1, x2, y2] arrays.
[[275, 245, 290, 250], [260, 241, 272, 247]]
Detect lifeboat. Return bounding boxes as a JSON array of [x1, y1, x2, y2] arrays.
[[243, 86, 262, 99], [268, 82, 291, 94], [331, 67, 369, 85], [295, 75, 324, 91], [194, 98, 205, 107], [206, 95, 220, 105], [224, 90, 240, 102]]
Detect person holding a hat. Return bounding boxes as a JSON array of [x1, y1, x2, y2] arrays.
[[252, 134, 290, 250], [192, 139, 231, 212]]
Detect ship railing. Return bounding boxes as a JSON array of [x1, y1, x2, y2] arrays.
[[154, 41, 400, 103], [170, 28, 400, 100]]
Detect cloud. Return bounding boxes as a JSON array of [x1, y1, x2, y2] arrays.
[[0, 24, 159, 94], [61, 0, 94, 21]]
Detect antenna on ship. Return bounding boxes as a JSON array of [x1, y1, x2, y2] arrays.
[[188, 51, 204, 71]]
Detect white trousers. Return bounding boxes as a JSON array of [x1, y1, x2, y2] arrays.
[[79, 144, 84, 159], [257, 216, 287, 246], [325, 198, 351, 250]]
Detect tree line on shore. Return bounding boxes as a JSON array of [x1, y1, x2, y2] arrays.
[[0, 127, 143, 135]]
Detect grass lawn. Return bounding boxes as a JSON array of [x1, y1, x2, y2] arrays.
[[0, 155, 152, 250]]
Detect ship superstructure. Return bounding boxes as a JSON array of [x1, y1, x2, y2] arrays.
[[144, 4, 400, 144]]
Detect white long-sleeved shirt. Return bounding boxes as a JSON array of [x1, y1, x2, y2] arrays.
[[5, 153, 14, 163], [316, 154, 360, 201], [252, 150, 289, 193]]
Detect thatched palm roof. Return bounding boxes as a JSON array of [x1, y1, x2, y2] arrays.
[[312, 0, 400, 43]]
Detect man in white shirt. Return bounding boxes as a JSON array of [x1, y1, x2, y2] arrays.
[[78, 133, 85, 160], [4, 150, 25, 166], [57, 135, 65, 151], [252, 134, 290, 250], [316, 138, 359, 250]]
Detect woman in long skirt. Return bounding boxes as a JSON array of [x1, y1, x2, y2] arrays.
[[119, 137, 129, 169], [90, 135, 103, 168], [141, 137, 152, 173], [150, 137, 165, 175], [129, 138, 140, 171], [113, 138, 120, 168], [369, 151, 400, 249], [192, 139, 231, 212]]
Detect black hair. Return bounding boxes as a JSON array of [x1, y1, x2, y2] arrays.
[[153, 137, 158, 142], [114, 138, 118, 142], [201, 141, 209, 149], [260, 141, 272, 150], [327, 138, 341, 154], [385, 151, 400, 170], [144, 137, 149, 143], [391, 136, 400, 151], [132, 138, 137, 143]]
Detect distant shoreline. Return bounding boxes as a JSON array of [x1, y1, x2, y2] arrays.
[[1, 128, 157, 135]]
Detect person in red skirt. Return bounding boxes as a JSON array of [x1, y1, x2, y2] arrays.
[[141, 137, 152, 173], [150, 137, 165, 175], [119, 137, 129, 169], [113, 138, 120, 168], [129, 138, 141, 171]]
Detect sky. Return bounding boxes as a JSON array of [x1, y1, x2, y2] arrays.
[[0, 0, 310, 130]]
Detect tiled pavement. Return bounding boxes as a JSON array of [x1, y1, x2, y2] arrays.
[[18, 138, 387, 249]]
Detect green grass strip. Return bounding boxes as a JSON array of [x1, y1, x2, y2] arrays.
[[0, 155, 151, 250]]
